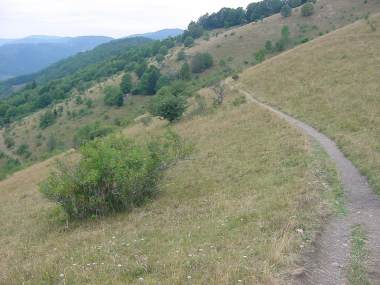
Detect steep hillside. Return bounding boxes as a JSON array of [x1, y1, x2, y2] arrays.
[[0, 87, 340, 284], [162, 0, 380, 74], [236, 13, 380, 194], [1, 0, 378, 180], [0, 36, 113, 79]]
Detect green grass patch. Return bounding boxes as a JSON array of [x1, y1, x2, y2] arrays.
[[348, 225, 370, 285]]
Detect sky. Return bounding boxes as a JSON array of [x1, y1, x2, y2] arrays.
[[0, 0, 254, 39]]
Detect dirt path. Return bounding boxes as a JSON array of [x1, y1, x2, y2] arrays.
[[237, 87, 380, 284]]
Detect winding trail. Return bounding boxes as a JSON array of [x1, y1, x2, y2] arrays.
[[237, 87, 380, 284]]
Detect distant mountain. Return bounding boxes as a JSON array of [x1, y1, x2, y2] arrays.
[[0, 36, 113, 79], [128, 29, 183, 40]]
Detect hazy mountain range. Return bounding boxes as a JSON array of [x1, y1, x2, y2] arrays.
[[0, 29, 183, 80]]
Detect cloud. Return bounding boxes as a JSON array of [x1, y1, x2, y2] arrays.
[[0, 0, 254, 38]]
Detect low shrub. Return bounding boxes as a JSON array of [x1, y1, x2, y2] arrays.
[[73, 122, 115, 147], [301, 3, 315, 17], [104, 85, 124, 107], [39, 110, 57, 129], [191, 53, 214, 73], [40, 132, 190, 219]]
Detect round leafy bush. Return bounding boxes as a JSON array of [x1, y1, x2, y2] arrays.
[[40, 133, 187, 219], [301, 3, 315, 17]]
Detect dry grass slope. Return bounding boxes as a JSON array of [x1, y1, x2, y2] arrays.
[[163, 0, 380, 73], [0, 89, 340, 284], [238, 13, 380, 194]]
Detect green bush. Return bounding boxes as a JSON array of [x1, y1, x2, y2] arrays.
[[301, 3, 315, 16], [40, 133, 188, 219], [39, 110, 57, 129], [289, 0, 302, 8], [120, 73, 133, 94], [4, 135, 15, 149], [149, 91, 187, 122], [104, 85, 124, 107], [184, 36, 194, 47], [73, 122, 115, 147], [16, 143, 31, 158], [179, 62, 191, 81], [177, 50, 186, 61], [280, 4, 292, 17], [191, 53, 214, 73]]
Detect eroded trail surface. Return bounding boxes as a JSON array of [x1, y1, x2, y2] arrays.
[[238, 87, 380, 285]]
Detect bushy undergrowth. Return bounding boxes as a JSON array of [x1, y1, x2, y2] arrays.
[[40, 131, 190, 219]]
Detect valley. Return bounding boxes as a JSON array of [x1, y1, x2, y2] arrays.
[[0, 0, 380, 284]]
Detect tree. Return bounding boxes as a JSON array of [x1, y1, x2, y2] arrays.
[[179, 63, 191, 81], [265, 40, 273, 52], [280, 4, 292, 17], [301, 3, 314, 17], [184, 36, 194, 47], [120, 73, 133, 94], [39, 110, 57, 129], [289, 0, 302, 8], [104, 85, 124, 107], [187, 21, 204, 39], [139, 66, 161, 95], [149, 91, 187, 122], [136, 62, 147, 78], [177, 50, 186, 61], [159, 46, 169, 56], [191, 53, 214, 73]]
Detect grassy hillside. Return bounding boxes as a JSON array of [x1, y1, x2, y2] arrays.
[[162, 0, 380, 74], [0, 87, 341, 284], [0, 74, 149, 166], [1, 0, 378, 180], [236, 13, 380, 194]]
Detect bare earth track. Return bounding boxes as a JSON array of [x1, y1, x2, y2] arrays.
[[237, 87, 380, 285]]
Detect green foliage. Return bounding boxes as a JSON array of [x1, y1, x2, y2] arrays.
[[73, 122, 115, 147], [232, 95, 247, 106], [191, 53, 214, 73], [47, 134, 59, 152], [40, 133, 188, 219], [84, 98, 94, 108], [138, 66, 161, 95], [289, 0, 302, 8], [16, 143, 31, 158], [301, 3, 315, 17], [0, 154, 21, 181], [158, 46, 169, 56], [120, 73, 133, 94], [265, 40, 273, 52], [179, 63, 191, 81], [0, 37, 173, 124], [186, 21, 204, 39], [4, 135, 15, 149], [184, 36, 194, 47], [75, 96, 83, 105], [255, 49, 266, 63], [39, 110, 57, 129], [103, 85, 123, 107], [177, 50, 186, 61], [280, 4, 292, 17], [149, 90, 188, 122]]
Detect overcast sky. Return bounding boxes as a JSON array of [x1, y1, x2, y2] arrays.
[[0, 0, 255, 39]]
